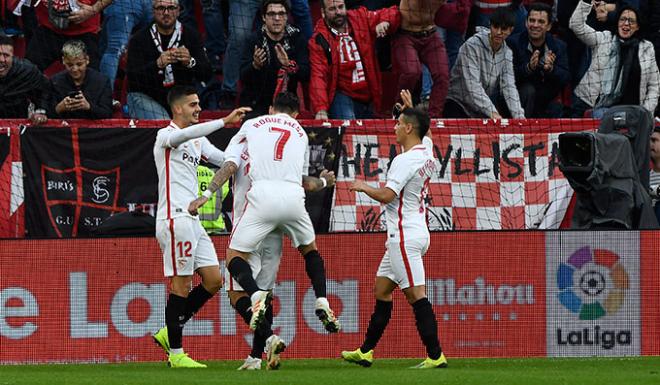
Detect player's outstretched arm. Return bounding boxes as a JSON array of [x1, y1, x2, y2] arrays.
[[167, 107, 251, 148], [188, 160, 239, 215], [302, 170, 336, 192], [350, 179, 396, 204]]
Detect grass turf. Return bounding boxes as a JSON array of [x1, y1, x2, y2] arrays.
[[1, 357, 659, 385]]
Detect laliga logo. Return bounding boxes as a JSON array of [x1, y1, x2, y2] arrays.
[[557, 246, 629, 320], [92, 176, 111, 204]]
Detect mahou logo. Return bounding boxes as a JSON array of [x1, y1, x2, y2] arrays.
[[557, 246, 629, 320]]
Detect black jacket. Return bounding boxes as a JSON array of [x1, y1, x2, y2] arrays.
[[127, 23, 212, 110], [0, 58, 49, 118], [48, 68, 113, 119], [239, 25, 310, 118]]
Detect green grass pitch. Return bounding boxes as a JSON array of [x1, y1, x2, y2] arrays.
[[1, 357, 659, 385]]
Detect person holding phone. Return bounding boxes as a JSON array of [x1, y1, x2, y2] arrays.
[[48, 40, 113, 119]]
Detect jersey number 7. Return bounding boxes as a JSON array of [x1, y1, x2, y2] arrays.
[[269, 127, 291, 161]]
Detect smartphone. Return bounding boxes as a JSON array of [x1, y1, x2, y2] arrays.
[[67, 91, 82, 99]]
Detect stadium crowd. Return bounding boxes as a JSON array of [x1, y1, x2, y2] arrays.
[[0, 0, 659, 123]]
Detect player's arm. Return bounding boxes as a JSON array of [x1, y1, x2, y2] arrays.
[[165, 107, 251, 148], [302, 169, 336, 192], [349, 180, 397, 204], [187, 160, 238, 215]]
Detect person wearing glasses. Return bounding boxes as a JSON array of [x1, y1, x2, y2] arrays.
[[238, 0, 310, 119], [126, 0, 212, 119], [569, 0, 660, 118]]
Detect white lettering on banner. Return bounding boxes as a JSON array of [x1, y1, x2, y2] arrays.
[[47, 180, 74, 192], [70, 272, 108, 338], [56, 216, 73, 225], [0, 287, 39, 339], [428, 277, 535, 306], [110, 283, 166, 338]]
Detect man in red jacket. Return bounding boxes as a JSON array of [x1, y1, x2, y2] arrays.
[[309, 0, 399, 120]]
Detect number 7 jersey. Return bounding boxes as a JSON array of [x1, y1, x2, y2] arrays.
[[231, 113, 310, 185], [384, 136, 437, 242]]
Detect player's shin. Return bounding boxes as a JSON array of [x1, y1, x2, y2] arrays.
[[303, 250, 327, 298], [165, 294, 187, 352], [361, 299, 393, 353], [182, 284, 214, 324], [227, 257, 261, 295], [412, 298, 442, 360]]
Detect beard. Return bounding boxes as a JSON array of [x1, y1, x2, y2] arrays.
[[327, 14, 347, 29]]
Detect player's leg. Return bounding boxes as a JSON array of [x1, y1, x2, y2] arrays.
[[398, 238, 446, 369], [182, 229, 222, 324], [226, 205, 277, 330], [342, 251, 397, 367]]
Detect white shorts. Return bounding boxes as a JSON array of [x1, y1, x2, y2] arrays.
[[229, 182, 315, 253], [225, 231, 283, 292], [156, 216, 219, 277], [376, 237, 430, 290]]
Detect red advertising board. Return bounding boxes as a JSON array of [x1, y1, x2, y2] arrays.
[[1, 231, 657, 363]]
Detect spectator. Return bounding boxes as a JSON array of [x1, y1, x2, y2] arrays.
[[508, 2, 570, 117], [0, 35, 49, 124], [392, 0, 449, 118], [126, 0, 212, 119], [239, 0, 310, 118], [649, 126, 660, 222], [647, 0, 660, 116], [471, 0, 528, 35], [25, 0, 113, 71], [435, 0, 472, 70], [309, 0, 400, 120], [570, 1, 660, 118], [99, 0, 153, 90], [49, 40, 113, 119], [444, 7, 524, 119], [178, 0, 225, 72]]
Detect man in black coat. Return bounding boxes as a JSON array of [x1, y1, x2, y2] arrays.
[[239, 0, 309, 118], [0, 35, 49, 124], [126, 0, 212, 119]]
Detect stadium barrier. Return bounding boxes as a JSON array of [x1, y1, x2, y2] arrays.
[[0, 118, 599, 238], [1, 231, 658, 364]]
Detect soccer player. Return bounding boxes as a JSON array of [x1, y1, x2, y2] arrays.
[[188, 134, 336, 370], [151, 85, 250, 368], [218, 92, 340, 334], [342, 107, 447, 369]]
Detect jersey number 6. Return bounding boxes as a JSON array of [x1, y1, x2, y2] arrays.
[[269, 127, 291, 161]]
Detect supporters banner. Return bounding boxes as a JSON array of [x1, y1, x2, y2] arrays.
[[19, 124, 342, 237], [21, 126, 158, 238], [0, 127, 24, 238], [545, 232, 641, 357], [331, 128, 575, 231]]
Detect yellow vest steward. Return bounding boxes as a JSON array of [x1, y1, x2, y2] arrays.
[[197, 165, 229, 234]]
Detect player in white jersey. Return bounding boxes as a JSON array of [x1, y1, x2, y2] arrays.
[[151, 85, 250, 369], [189, 93, 340, 334], [188, 138, 335, 370], [342, 106, 448, 369]]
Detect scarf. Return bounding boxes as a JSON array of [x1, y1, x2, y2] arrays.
[[261, 24, 299, 102], [150, 21, 183, 87], [595, 37, 640, 108]]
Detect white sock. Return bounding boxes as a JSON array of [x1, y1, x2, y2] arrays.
[[170, 348, 184, 355], [316, 297, 329, 308]]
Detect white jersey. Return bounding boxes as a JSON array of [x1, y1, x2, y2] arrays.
[[384, 136, 436, 242], [232, 113, 309, 186], [154, 121, 225, 220], [223, 139, 250, 219]]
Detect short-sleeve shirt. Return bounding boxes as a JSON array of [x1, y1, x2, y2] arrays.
[[154, 122, 224, 221], [223, 138, 251, 219], [232, 113, 309, 186], [384, 136, 436, 242]]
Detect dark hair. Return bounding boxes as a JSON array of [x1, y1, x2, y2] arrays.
[[616, 6, 644, 38], [262, 0, 290, 15], [167, 85, 197, 107], [401, 107, 430, 140], [272, 92, 299, 114], [0, 35, 13, 47], [527, 2, 553, 23], [490, 7, 517, 28]]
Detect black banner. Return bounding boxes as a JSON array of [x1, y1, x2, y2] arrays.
[[22, 124, 342, 238]]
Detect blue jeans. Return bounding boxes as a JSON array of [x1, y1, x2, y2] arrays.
[[127, 92, 170, 119], [438, 27, 464, 71], [290, 0, 313, 40], [100, 0, 152, 89], [222, 0, 261, 94], [179, 0, 226, 60], [329, 91, 373, 120]]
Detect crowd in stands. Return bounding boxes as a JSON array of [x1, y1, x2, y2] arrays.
[[0, 0, 659, 123]]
